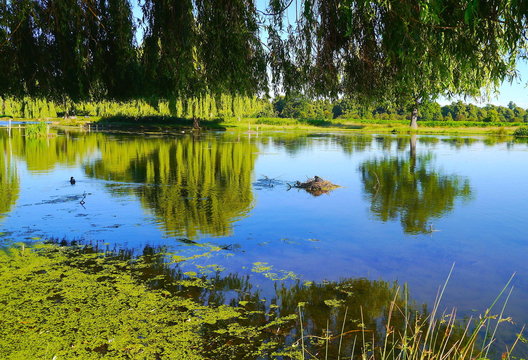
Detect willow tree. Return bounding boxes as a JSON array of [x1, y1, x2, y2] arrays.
[[141, 0, 266, 125], [271, 0, 527, 128], [0, 0, 137, 102]]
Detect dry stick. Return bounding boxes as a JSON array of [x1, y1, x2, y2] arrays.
[[432, 309, 449, 358], [361, 306, 367, 359], [299, 305, 305, 360], [437, 309, 458, 360], [338, 307, 349, 360], [505, 325, 525, 360], [411, 314, 422, 359], [325, 319, 330, 360], [382, 287, 400, 360], [350, 335, 357, 360], [448, 311, 474, 360], [403, 284, 408, 360], [372, 331, 376, 360]]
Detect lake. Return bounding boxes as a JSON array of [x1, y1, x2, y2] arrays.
[[0, 128, 527, 354]]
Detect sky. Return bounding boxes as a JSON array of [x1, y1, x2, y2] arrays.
[[131, 2, 528, 108], [482, 60, 528, 108], [438, 59, 528, 108]]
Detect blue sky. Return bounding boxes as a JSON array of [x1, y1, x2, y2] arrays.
[[131, 2, 528, 108], [487, 60, 528, 108]]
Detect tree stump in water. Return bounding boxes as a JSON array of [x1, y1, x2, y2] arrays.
[[294, 175, 339, 196]]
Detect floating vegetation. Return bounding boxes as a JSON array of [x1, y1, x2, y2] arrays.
[[0, 243, 299, 359], [252, 262, 299, 281]]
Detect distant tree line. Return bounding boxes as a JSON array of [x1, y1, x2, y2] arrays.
[[2, 94, 526, 124], [272, 95, 528, 123]]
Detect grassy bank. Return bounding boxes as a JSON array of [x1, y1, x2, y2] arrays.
[[219, 117, 521, 135]]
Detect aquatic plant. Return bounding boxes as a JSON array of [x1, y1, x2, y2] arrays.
[[293, 269, 523, 360], [0, 243, 298, 359], [0, 241, 523, 359]]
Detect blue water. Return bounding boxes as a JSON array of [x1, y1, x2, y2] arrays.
[[1, 129, 527, 349]]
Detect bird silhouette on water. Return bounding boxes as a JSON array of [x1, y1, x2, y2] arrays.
[[70, 177, 76, 185]]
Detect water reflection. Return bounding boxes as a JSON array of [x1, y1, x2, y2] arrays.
[[0, 133, 19, 218], [360, 137, 472, 234], [8, 129, 98, 172], [84, 135, 257, 238]]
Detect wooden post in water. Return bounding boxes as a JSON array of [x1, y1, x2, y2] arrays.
[[8, 119, 11, 137]]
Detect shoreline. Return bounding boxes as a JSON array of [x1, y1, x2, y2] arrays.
[[0, 115, 524, 136]]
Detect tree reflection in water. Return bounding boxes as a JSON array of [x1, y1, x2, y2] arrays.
[[84, 135, 257, 238], [360, 136, 472, 234], [0, 132, 19, 219]]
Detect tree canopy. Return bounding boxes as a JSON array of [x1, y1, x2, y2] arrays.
[[1, 0, 527, 110]]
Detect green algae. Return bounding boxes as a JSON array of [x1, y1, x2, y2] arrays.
[[0, 243, 297, 359]]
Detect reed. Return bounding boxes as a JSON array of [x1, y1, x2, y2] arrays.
[[297, 268, 523, 360]]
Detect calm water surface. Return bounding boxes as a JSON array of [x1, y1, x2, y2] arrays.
[[1, 128, 527, 347]]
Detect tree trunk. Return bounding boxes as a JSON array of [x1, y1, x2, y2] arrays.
[[410, 106, 418, 129], [193, 116, 201, 130]]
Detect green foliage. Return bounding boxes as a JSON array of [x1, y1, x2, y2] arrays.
[[513, 127, 528, 137], [24, 122, 48, 138], [1, 95, 270, 120], [3, 95, 527, 127], [2, 0, 527, 114]]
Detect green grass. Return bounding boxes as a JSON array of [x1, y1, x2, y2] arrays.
[[217, 116, 524, 136]]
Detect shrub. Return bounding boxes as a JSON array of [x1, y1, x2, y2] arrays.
[[513, 127, 528, 137], [24, 122, 48, 137]]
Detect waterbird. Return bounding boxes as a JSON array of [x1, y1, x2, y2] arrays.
[[70, 177, 76, 185]]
